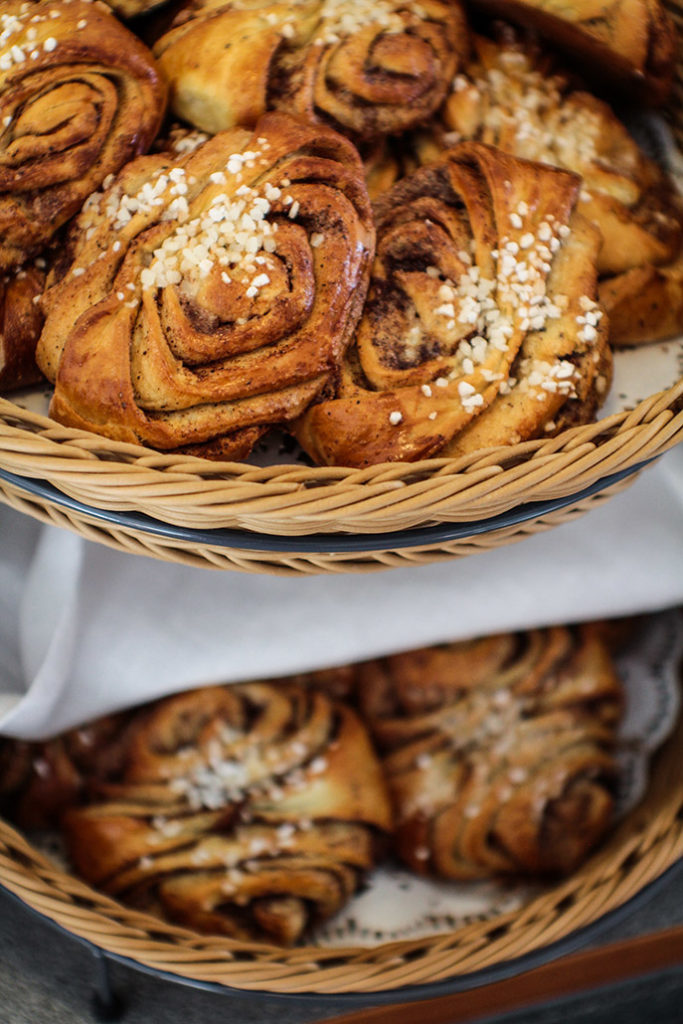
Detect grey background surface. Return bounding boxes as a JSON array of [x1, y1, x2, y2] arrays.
[[1, 863, 682, 1024]]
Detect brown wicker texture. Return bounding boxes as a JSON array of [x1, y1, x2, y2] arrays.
[[0, 383, 681, 547], [1, 694, 682, 995], [0, 467, 635, 573]]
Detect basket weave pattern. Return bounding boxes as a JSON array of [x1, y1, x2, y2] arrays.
[[0, 469, 635, 574], [0, 384, 680, 541], [1, 705, 682, 994]]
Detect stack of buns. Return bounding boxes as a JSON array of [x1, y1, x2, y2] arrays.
[[0, 621, 626, 944], [0, 0, 678, 467]]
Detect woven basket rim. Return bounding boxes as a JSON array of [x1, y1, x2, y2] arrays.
[[3, 857, 683, 1004], [0, 8, 681, 552], [1, 693, 682, 996], [0, 376, 681, 538], [0, 466, 638, 574]]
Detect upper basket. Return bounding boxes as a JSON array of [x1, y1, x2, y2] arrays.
[[0, 4, 682, 573]]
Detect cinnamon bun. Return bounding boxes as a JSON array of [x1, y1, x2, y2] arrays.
[[62, 683, 392, 944], [153, 0, 468, 140], [36, 112, 374, 459], [465, 0, 675, 103], [357, 626, 622, 879], [296, 142, 609, 467], [0, 0, 165, 270], [410, 30, 683, 344]]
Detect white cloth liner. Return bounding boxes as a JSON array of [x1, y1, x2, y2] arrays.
[[1, 443, 682, 740]]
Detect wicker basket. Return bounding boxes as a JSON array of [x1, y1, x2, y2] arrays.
[[1, 9, 683, 994], [0, 462, 638, 573], [1, 692, 681, 996], [0, 348, 680, 576], [0, 4, 681, 571]]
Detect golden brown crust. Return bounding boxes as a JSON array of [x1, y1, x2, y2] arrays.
[[464, 0, 676, 103], [391, 29, 683, 347], [62, 683, 392, 945], [0, 0, 166, 271], [547, 332, 612, 433], [36, 112, 375, 457], [363, 29, 683, 292], [361, 138, 406, 204], [442, 212, 611, 456], [357, 626, 623, 879], [599, 254, 683, 346], [171, 426, 270, 461], [0, 260, 46, 392], [438, 32, 683, 278], [153, 122, 211, 158], [295, 142, 608, 468], [153, 0, 468, 140], [100, 0, 171, 19]]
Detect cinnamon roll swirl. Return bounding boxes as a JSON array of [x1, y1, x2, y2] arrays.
[[153, 0, 468, 140], [357, 626, 623, 879], [0, 0, 165, 270], [62, 684, 392, 945], [36, 113, 374, 458], [295, 141, 609, 467]]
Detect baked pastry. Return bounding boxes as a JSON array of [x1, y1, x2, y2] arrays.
[[0, 259, 45, 392], [153, 0, 468, 140], [0, 712, 133, 830], [356, 626, 623, 879], [154, 122, 210, 157], [464, 0, 676, 103], [100, 0, 172, 19], [62, 683, 392, 945], [0, 0, 166, 271], [439, 33, 682, 279], [36, 112, 375, 459], [360, 140, 402, 204], [295, 141, 610, 467], [0, 737, 78, 829], [599, 255, 683, 345], [405, 31, 683, 345]]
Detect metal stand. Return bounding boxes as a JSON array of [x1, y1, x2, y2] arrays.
[[92, 950, 126, 1022]]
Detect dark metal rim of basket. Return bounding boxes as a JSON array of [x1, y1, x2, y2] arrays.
[[0, 459, 651, 553], [1, 857, 682, 1015]]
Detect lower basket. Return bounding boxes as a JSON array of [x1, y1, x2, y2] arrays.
[[1, 702, 682, 997]]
